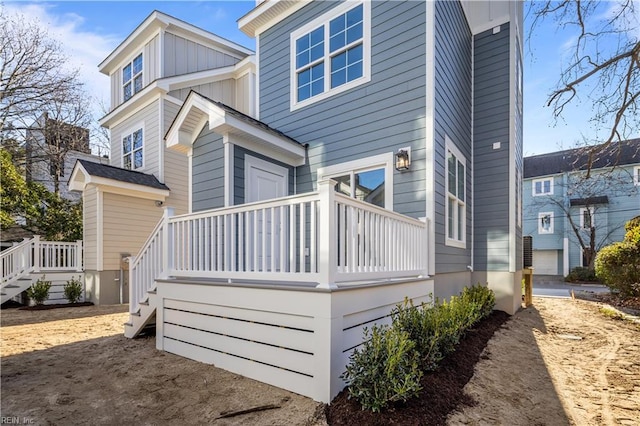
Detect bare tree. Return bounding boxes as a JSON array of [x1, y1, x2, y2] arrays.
[[0, 7, 95, 194], [528, 1, 640, 174], [529, 166, 638, 269]]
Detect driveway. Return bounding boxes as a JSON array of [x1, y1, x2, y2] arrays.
[[533, 274, 610, 299]]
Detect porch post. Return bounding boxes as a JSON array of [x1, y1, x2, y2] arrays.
[[317, 180, 338, 289], [32, 235, 41, 273], [75, 240, 83, 272], [161, 207, 175, 278]]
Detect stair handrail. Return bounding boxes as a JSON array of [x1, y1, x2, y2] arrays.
[[129, 207, 173, 314], [1, 238, 34, 285]]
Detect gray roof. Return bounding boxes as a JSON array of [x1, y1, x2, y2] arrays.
[[178, 91, 305, 148], [524, 138, 640, 178], [76, 160, 170, 191]]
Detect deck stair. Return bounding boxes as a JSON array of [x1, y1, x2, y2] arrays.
[[1, 237, 83, 305]]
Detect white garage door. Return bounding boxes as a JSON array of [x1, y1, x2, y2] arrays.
[[533, 250, 559, 275]]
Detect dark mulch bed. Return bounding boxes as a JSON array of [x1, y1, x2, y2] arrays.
[[326, 310, 510, 426], [18, 302, 94, 311]]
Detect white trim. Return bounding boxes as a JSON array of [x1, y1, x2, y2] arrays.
[[96, 187, 104, 271], [224, 138, 234, 207], [158, 97, 164, 181], [425, 0, 436, 274], [289, 1, 371, 111], [317, 152, 393, 210], [239, 1, 311, 37], [188, 151, 193, 213], [122, 51, 144, 104], [100, 86, 162, 128], [538, 211, 554, 234], [244, 155, 289, 203], [580, 206, 594, 229], [256, 35, 261, 120], [101, 11, 251, 74], [532, 177, 554, 196], [120, 124, 145, 171], [634, 166, 640, 186], [445, 137, 467, 249]]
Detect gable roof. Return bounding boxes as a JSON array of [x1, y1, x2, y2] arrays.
[[165, 90, 306, 166], [72, 160, 169, 191], [99, 10, 253, 75], [524, 139, 640, 179]]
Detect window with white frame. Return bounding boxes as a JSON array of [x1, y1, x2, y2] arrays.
[[290, 1, 370, 109], [317, 153, 393, 209], [538, 212, 553, 234], [123, 53, 143, 102], [532, 177, 553, 196], [122, 128, 143, 170], [446, 139, 466, 247], [634, 166, 640, 186], [580, 207, 594, 229]]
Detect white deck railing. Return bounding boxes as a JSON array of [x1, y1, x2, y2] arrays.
[[1, 236, 83, 284], [128, 180, 429, 313]]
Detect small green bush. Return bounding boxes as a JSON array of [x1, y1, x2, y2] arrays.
[[26, 276, 52, 305], [64, 276, 83, 303], [565, 266, 599, 283], [341, 324, 422, 413], [595, 217, 640, 297]]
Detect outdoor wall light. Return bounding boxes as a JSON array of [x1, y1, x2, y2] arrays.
[[395, 148, 410, 171]]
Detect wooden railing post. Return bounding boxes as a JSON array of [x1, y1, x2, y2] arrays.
[[75, 240, 83, 272], [161, 207, 175, 279], [317, 180, 337, 289], [32, 235, 41, 273]]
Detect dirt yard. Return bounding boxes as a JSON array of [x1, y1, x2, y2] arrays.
[[1, 297, 638, 425], [448, 297, 640, 426]]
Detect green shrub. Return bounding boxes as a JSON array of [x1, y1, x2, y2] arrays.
[[595, 242, 640, 297], [391, 298, 444, 371], [26, 276, 52, 305], [565, 266, 599, 283], [343, 285, 496, 412], [341, 324, 422, 412], [595, 217, 640, 297], [63, 276, 83, 303]]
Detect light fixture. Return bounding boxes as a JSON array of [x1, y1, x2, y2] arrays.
[[395, 148, 410, 171]]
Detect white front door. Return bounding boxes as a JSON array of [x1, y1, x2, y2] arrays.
[[245, 156, 289, 270]]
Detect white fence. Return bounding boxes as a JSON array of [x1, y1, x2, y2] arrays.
[[1, 236, 83, 284], [128, 180, 429, 314]]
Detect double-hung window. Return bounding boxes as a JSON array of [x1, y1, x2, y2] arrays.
[[291, 2, 370, 110], [446, 139, 466, 248], [634, 166, 640, 186], [123, 53, 143, 102], [532, 177, 553, 196], [123, 128, 143, 170]]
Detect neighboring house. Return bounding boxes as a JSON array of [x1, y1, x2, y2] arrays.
[[25, 113, 107, 202], [69, 11, 255, 304], [99, 0, 524, 403], [523, 139, 640, 276]]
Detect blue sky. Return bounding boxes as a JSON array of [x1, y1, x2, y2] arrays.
[[3, 1, 638, 156]]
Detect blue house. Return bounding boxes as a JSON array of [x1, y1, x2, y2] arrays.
[[523, 139, 640, 276], [119, 0, 523, 402]]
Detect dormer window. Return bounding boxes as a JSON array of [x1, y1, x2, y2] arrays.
[[290, 1, 370, 110], [123, 53, 143, 102]]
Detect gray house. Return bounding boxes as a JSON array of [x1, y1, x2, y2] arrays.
[[123, 0, 523, 402]]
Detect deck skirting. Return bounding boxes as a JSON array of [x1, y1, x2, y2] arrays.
[[155, 277, 434, 402]]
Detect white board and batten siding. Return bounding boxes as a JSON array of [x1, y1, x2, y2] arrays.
[[163, 33, 242, 78], [156, 278, 434, 402]]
